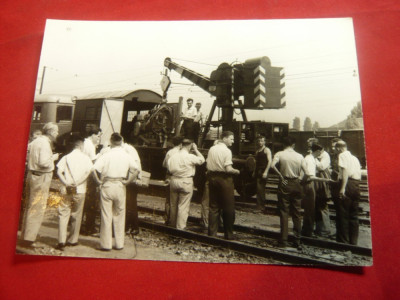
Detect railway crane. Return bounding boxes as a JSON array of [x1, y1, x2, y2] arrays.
[[162, 56, 288, 154]]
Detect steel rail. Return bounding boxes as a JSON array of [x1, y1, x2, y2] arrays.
[[137, 205, 372, 257], [138, 218, 343, 266]]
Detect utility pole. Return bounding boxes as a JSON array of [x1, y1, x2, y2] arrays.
[[39, 66, 46, 94]]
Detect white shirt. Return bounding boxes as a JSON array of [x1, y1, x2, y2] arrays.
[[206, 143, 233, 172], [167, 149, 205, 178], [303, 154, 316, 176], [338, 150, 361, 180], [183, 106, 197, 119], [163, 146, 181, 169], [316, 150, 331, 171], [57, 149, 93, 193], [83, 138, 98, 161], [194, 110, 203, 123], [272, 148, 304, 178], [27, 135, 54, 172], [122, 143, 142, 172], [94, 147, 138, 178]]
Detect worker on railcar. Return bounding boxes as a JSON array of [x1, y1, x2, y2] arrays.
[[193, 102, 203, 144], [167, 139, 205, 230], [180, 98, 197, 139]]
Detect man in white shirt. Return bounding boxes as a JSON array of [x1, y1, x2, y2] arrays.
[[56, 136, 93, 250], [301, 143, 333, 238], [21, 122, 59, 247], [206, 132, 240, 240], [193, 102, 203, 144], [82, 127, 102, 235], [180, 98, 197, 139], [271, 136, 304, 248], [335, 140, 361, 245], [93, 133, 139, 251], [314, 147, 332, 237], [122, 141, 142, 236], [162, 136, 183, 226], [167, 139, 205, 230]]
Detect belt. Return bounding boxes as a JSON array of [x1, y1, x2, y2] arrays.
[[348, 178, 360, 181], [338, 178, 360, 181], [171, 175, 193, 179], [103, 177, 125, 182], [30, 170, 52, 176], [207, 171, 230, 176], [283, 177, 299, 180]]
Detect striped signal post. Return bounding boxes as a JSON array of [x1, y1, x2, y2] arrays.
[[242, 56, 286, 109]]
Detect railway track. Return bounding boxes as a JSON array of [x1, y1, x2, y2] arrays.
[[137, 205, 372, 266], [234, 198, 371, 226]]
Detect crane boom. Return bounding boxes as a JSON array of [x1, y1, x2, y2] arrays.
[[164, 58, 216, 96]]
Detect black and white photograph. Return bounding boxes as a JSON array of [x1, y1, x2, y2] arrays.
[[16, 18, 372, 266]]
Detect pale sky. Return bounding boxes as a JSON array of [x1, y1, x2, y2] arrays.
[[36, 19, 362, 128]]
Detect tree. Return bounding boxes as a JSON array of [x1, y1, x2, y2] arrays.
[[312, 121, 320, 131], [303, 117, 312, 131], [345, 101, 363, 129], [292, 117, 301, 131]]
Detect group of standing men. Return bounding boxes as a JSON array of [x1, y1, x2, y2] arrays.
[[163, 131, 240, 240], [20, 122, 143, 251], [269, 136, 362, 248], [20, 117, 362, 253]]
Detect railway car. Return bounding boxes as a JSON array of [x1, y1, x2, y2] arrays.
[[30, 94, 75, 152], [31, 94, 75, 136], [289, 130, 366, 168]]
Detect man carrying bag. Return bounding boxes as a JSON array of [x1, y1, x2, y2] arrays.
[[56, 136, 93, 250]]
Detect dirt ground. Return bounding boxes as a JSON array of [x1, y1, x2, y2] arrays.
[[16, 190, 372, 263], [16, 204, 276, 264]]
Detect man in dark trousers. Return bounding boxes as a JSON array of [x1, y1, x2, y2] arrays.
[[82, 126, 102, 235], [335, 140, 361, 245], [253, 136, 272, 212], [206, 131, 240, 240], [271, 136, 304, 249], [180, 98, 197, 139]]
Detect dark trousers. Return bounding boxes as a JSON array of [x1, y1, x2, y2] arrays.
[[126, 184, 139, 232], [334, 179, 360, 245], [82, 176, 99, 233], [193, 122, 201, 144], [277, 179, 302, 244], [207, 172, 235, 239], [315, 195, 331, 236], [256, 176, 267, 210], [181, 119, 194, 140], [302, 182, 315, 237]]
